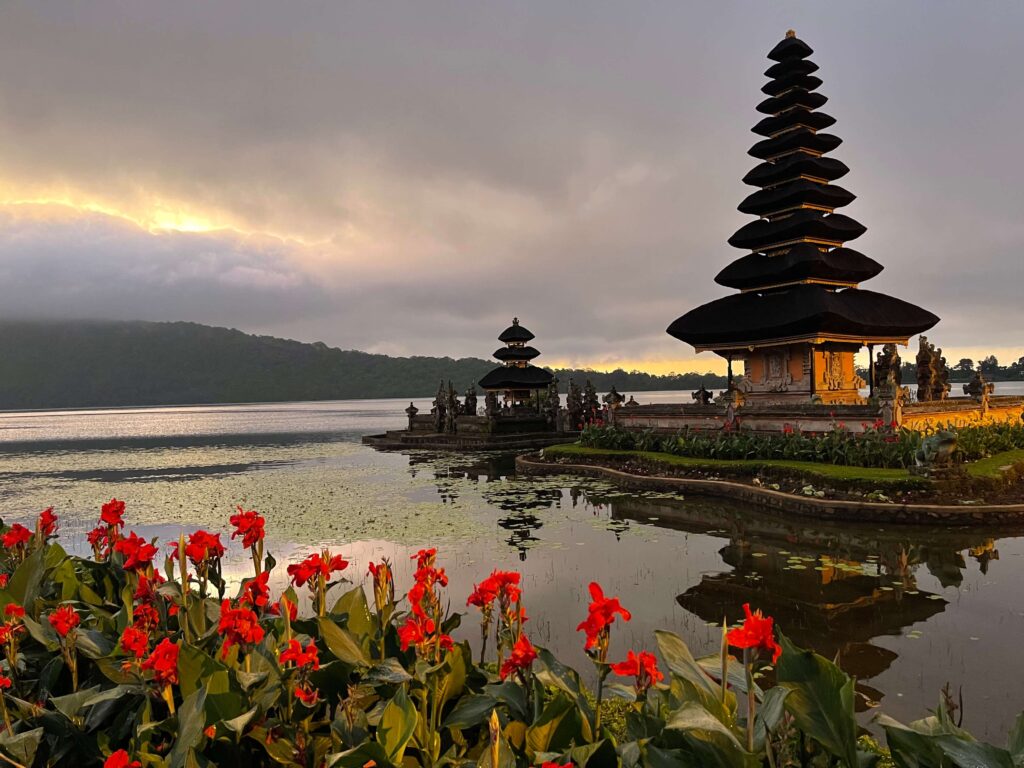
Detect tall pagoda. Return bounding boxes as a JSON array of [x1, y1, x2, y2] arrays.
[[667, 31, 938, 405], [479, 318, 554, 406]]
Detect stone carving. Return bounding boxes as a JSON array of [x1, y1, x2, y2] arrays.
[[963, 371, 994, 403], [874, 344, 902, 390], [823, 350, 843, 390], [432, 380, 446, 433], [916, 336, 951, 402], [405, 402, 419, 430], [692, 385, 714, 406], [566, 378, 584, 429], [603, 386, 625, 409], [443, 381, 460, 434], [583, 379, 600, 421], [484, 390, 499, 422], [913, 429, 958, 473], [463, 384, 477, 416], [545, 377, 561, 428]]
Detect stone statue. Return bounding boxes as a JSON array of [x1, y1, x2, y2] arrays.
[[566, 378, 584, 430], [544, 378, 561, 428], [432, 379, 446, 432], [405, 401, 419, 430], [463, 384, 478, 416], [963, 371, 994, 402], [692, 385, 714, 406], [914, 430, 958, 472], [874, 344, 902, 390], [583, 379, 600, 424], [484, 390, 499, 422], [624, 395, 639, 407], [915, 336, 950, 402], [443, 380, 459, 434], [602, 386, 625, 408]]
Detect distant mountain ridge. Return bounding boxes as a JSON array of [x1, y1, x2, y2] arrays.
[[0, 320, 725, 409]]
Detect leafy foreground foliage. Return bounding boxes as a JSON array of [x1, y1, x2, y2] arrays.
[[1, 504, 1023, 767], [581, 420, 1024, 469]]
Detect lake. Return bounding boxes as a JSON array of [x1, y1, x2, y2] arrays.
[[2, 391, 1024, 738]]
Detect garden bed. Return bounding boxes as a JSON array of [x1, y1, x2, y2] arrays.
[[520, 444, 1024, 519]]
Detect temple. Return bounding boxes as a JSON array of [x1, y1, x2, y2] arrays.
[[667, 31, 938, 406], [363, 318, 580, 450], [478, 318, 554, 406]]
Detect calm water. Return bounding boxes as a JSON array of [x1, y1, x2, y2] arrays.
[[2, 392, 1024, 738]]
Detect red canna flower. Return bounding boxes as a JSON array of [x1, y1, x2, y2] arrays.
[[577, 582, 631, 654], [412, 548, 437, 570], [540, 763, 572, 768], [230, 507, 265, 549], [170, 530, 226, 566], [499, 634, 537, 680], [120, 626, 149, 658], [114, 531, 159, 571], [279, 639, 320, 670], [37, 507, 59, 537], [218, 600, 265, 659], [287, 552, 348, 587], [48, 604, 80, 638], [141, 638, 179, 686], [240, 571, 271, 610], [726, 603, 781, 663], [0, 675, 11, 690], [294, 683, 319, 706], [104, 751, 142, 768], [3, 603, 25, 619], [269, 596, 298, 622], [0, 574, 7, 588], [367, 560, 395, 615], [610, 650, 664, 695], [467, 579, 499, 610], [132, 602, 160, 631], [100, 499, 126, 528], [1, 524, 32, 549]]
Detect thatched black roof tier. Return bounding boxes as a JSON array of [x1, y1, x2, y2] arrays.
[[767, 33, 813, 62], [497, 318, 534, 343], [764, 58, 818, 79], [760, 73, 822, 97], [479, 364, 553, 390], [715, 245, 883, 290], [738, 180, 855, 216], [756, 89, 827, 115], [729, 211, 866, 252], [667, 285, 939, 350], [753, 108, 836, 137], [493, 346, 540, 362], [748, 129, 841, 160], [742, 154, 849, 187]]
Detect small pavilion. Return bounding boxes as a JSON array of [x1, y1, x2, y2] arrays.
[[479, 318, 554, 407], [667, 31, 938, 406]]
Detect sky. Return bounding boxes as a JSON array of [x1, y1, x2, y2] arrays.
[[1, 2, 1022, 375]]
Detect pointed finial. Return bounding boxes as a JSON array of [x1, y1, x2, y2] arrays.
[[786, 29, 796, 38], [513, 317, 519, 325]]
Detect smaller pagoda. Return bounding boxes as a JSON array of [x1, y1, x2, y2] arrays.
[[479, 318, 554, 406]]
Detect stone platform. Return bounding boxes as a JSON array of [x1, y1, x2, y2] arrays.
[[362, 430, 578, 451]]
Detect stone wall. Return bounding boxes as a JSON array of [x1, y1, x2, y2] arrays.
[[901, 396, 1024, 431]]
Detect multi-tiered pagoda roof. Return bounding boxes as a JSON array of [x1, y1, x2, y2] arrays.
[[479, 318, 554, 391], [668, 32, 938, 353]]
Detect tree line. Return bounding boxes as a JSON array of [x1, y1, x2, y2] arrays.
[[0, 320, 725, 410]]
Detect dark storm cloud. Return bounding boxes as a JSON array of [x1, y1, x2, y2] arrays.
[[0, 2, 1021, 364]]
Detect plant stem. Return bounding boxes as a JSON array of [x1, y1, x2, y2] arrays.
[[744, 647, 755, 752], [595, 670, 606, 733]]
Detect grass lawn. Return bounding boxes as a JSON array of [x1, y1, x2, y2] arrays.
[[543, 443, 914, 483], [966, 448, 1024, 478]]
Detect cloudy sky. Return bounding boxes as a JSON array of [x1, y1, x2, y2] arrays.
[[1, 2, 1022, 374]]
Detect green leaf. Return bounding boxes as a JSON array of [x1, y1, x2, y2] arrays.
[[168, 688, 208, 768], [0, 727, 44, 767], [565, 739, 620, 768], [776, 632, 859, 768], [377, 686, 417, 764], [318, 616, 370, 667], [365, 658, 413, 685], [223, 706, 260, 743], [76, 628, 115, 659], [1007, 712, 1024, 761], [526, 693, 585, 755], [22, 615, 59, 651], [442, 693, 498, 729], [753, 686, 789, 751], [177, 644, 230, 698], [534, 647, 594, 740], [8, 547, 46, 605], [657, 630, 734, 713], [328, 741, 391, 768], [666, 701, 754, 768], [485, 681, 530, 722], [331, 585, 375, 644]]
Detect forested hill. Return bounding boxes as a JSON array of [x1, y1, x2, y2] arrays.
[[0, 320, 725, 409]]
